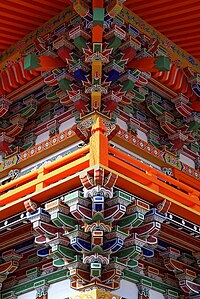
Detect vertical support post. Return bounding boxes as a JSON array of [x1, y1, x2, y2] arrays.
[[36, 167, 45, 191], [137, 283, 150, 299], [91, 0, 104, 111], [35, 284, 48, 299], [89, 117, 108, 167]]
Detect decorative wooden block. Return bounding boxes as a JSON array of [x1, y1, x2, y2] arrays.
[[93, 8, 105, 27]]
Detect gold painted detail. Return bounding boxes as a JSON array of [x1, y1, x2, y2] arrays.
[[67, 289, 122, 299]]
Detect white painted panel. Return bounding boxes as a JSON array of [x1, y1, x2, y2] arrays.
[[59, 117, 75, 133], [117, 117, 128, 131], [180, 153, 195, 169], [48, 279, 76, 299], [109, 141, 161, 170], [18, 290, 36, 299], [21, 141, 82, 173], [114, 280, 138, 298], [137, 129, 147, 142], [150, 289, 164, 299], [35, 131, 49, 145]]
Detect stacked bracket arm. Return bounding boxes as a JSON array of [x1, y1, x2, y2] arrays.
[[0, 250, 22, 290], [25, 167, 171, 292]]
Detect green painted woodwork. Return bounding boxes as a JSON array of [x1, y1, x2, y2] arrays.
[[114, 191, 133, 203], [92, 212, 105, 221], [53, 258, 65, 267], [127, 259, 138, 268], [147, 101, 165, 116], [121, 80, 134, 93], [188, 120, 200, 132], [24, 54, 40, 70], [117, 212, 144, 228], [92, 245, 104, 254], [51, 212, 78, 228], [166, 289, 179, 298], [26, 267, 38, 277], [73, 36, 88, 51], [116, 245, 141, 259], [91, 269, 101, 277], [133, 89, 145, 103], [58, 78, 72, 91], [93, 8, 105, 27], [46, 88, 59, 102], [93, 42, 102, 53], [1, 266, 181, 298], [51, 244, 76, 260], [154, 56, 170, 71], [64, 190, 80, 201], [22, 140, 35, 151], [123, 269, 181, 295], [34, 280, 47, 288], [20, 105, 37, 118], [107, 36, 122, 52], [115, 226, 129, 237]]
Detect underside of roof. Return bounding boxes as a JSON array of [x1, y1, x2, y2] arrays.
[[0, 0, 71, 55], [0, 0, 200, 62], [125, 0, 200, 61]]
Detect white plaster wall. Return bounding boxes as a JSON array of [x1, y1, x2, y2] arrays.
[[35, 131, 49, 145], [16, 279, 164, 299], [59, 117, 75, 133], [115, 279, 138, 298], [137, 129, 148, 143], [48, 279, 76, 299], [180, 153, 195, 169], [18, 290, 36, 299], [150, 289, 164, 299], [117, 117, 128, 131]]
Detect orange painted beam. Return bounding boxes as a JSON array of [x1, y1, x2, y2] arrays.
[[92, 25, 103, 43], [92, 0, 104, 10], [173, 169, 200, 192], [109, 146, 199, 194], [108, 146, 200, 213], [0, 155, 90, 220], [108, 154, 200, 209], [0, 175, 81, 221], [110, 168, 200, 225], [0, 145, 89, 195], [0, 146, 89, 210]]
